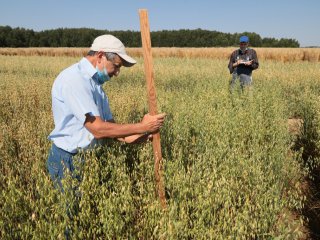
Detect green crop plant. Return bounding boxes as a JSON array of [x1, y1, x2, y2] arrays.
[[1, 54, 320, 239]]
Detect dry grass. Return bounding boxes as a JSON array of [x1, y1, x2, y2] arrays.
[[1, 55, 318, 238], [288, 118, 304, 136], [0, 47, 319, 62]]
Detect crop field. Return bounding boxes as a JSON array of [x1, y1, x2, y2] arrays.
[[1, 48, 320, 239]]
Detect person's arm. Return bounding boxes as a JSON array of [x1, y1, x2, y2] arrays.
[[244, 49, 259, 69], [107, 118, 152, 144], [118, 133, 153, 144], [228, 51, 240, 73], [84, 113, 165, 140], [250, 49, 259, 70]]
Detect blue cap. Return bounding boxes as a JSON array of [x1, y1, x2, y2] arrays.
[[239, 36, 249, 43]]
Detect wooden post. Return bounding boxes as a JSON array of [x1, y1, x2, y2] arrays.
[[139, 9, 166, 209]]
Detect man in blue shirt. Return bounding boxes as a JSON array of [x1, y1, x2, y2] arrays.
[[47, 34, 166, 188]]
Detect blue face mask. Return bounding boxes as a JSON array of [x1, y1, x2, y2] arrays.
[[95, 66, 110, 84]]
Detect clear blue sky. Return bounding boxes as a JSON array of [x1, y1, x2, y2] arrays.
[[0, 0, 319, 47]]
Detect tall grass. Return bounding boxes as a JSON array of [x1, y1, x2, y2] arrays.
[[1, 54, 320, 238]]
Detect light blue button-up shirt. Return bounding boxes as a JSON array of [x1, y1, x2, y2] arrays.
[[48, 57, 113, 153]]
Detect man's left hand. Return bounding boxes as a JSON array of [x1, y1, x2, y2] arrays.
[[122, 133, 153, 144], [244, 60, 253, 66]]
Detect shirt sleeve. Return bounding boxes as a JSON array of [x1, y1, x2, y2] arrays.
[[228, 51, 236, 74], [62, 81, 100, 124], [251, 49, 259, 70]]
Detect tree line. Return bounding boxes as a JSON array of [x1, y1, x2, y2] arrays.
[[0, 25, 300, 48]]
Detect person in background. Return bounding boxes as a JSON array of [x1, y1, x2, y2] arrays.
[[47, 34, 166, 189], [228, 35, 259, 91]]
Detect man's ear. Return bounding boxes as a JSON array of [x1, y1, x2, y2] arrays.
[[96, 51, 105, 62]]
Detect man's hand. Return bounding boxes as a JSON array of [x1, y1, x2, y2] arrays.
[[121, 133, 153, 144], [237, 59, 243, 65], [244, 60, 253, 66], [234, 59, 253, 67], [234, 59, 244, 67], [117, 113, 165, 144], [141, 113, 166, 133]]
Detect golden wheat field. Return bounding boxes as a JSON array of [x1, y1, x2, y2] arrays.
[[1, 47, 320, 62], [1, 48, 320, 239]]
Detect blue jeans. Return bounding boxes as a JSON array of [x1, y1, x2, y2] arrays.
[[47, 144, 85, 239], [230, 73, 252, 90], [47, 143, 79, 190]]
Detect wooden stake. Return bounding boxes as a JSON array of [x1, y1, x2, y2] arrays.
[[139, 9, 166, 209]]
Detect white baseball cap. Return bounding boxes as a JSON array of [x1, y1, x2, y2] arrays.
[[90, 34, 136, 67]]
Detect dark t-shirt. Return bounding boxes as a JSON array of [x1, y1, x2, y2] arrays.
[[228, 48, 259, 75]]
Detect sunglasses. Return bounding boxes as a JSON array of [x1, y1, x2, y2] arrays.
[[240, 42, 248, 45]]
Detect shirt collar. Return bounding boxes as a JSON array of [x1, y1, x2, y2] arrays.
[[79, 57, 97, 78], [239, 48, 249, 54], [79, 57, 102, 85]]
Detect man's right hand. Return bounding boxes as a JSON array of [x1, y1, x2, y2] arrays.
[[141, 113, 166, 133], [244, 60, 253, 66]]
